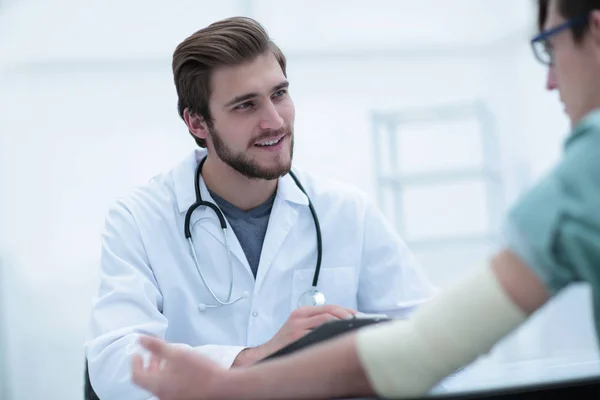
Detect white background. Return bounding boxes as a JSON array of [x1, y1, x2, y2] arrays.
[[0, 0, 598, 399]]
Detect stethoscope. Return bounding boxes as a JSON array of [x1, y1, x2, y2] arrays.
[[184, 156, 325, 311]]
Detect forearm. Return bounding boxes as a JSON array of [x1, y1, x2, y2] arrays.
[[220, 333, 373, 400], [355, 251, 547, 398], [192, 344, 249, 368], [231, 346, 265, 367], [218, 250, 548, 400]]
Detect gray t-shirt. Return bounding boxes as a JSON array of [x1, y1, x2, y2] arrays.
[[208, 189, 276, 278]]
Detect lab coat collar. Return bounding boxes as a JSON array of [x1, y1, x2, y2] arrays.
[[172, 148, 309, 214]]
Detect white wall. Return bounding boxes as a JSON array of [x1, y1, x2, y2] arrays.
[[0, 1, 598, 399]]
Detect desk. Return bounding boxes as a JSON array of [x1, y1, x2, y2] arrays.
[[85, 333, 600, 400], [435, 350, 600, 394], [354, 352, 600, 399], [84, 352, 600, 400]]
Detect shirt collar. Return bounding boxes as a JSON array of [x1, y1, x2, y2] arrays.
[[172, 148, 309, 213], [565, 108, 600, 150]]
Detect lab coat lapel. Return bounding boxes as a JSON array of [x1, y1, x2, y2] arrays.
[[172, 150, 252, 276], [254, 171, 309, 292]]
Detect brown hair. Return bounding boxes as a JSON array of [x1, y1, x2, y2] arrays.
[[172, 17, 287, 147], [538, 0, 600, 42]]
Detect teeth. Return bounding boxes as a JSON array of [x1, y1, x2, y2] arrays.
[[257, 137, 282, 146]]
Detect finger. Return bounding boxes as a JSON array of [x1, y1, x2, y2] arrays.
[[139, 335, 171, 359], [131, 354, 158, 393], [306, 305, 355, 319], [335, 304, 359, 315], [324, 306, 356, 320], [295, 305, 353, 318], [303, 312, 339, 329], [149, 353, 162, 373]]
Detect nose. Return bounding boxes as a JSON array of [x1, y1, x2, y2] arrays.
[[546, 67, 558, 91], [259, 101, 284, 131]]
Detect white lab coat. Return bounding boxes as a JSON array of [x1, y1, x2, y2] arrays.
[[85, 149, 437, 399]]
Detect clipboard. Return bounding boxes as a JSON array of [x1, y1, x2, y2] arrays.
[[259, 315, 392, 362]]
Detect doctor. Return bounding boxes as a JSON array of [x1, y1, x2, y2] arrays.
[[85, 15, 436, 399]]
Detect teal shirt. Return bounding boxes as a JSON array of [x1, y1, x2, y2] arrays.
[[504, 108, 600, 343]]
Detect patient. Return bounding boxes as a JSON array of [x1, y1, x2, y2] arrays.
[[130, 0, 600, 398]]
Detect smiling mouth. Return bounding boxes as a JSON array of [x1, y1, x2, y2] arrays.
[[254, 134, 285, 147]]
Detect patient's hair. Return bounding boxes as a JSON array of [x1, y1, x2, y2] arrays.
[[172, 17, 287, 147], [538, 0, 600, 43]]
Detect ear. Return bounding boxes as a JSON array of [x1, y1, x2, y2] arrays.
[[183, 108, 209, 141], [589, 10, 600, 60]]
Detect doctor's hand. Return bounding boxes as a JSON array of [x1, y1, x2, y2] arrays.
[[233, 305, 357, 366], [132, 335, 228, 400]]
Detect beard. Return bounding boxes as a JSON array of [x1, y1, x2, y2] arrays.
[[208, 125, 294, 180]]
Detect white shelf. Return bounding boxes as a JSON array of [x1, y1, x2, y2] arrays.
[[378, 169, 502, 187]]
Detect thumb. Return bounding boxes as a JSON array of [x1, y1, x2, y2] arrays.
[[139, 335, 170, 359], [131, 354, 157, 392]]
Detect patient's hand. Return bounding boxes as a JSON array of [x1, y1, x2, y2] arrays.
[[132, 335, 227, 400]]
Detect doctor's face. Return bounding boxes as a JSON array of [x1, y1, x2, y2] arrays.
[[204, 52, 295, 180]]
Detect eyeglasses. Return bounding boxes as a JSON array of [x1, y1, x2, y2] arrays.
[[530, 14, 589, 66]]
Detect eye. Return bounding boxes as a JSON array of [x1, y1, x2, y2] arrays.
[[273, 89, 287, 98], [234, 101, 254, 110]]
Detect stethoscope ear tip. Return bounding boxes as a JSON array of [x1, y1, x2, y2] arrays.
[[198, 303, 207, 312], [241, 291, 250, 299]]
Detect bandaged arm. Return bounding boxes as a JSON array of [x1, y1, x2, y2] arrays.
[[213, 250, 549, 400], [355, 249, 550, 398]]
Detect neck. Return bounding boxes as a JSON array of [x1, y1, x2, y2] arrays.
[[572, 95, 600, 127], [201, 153, 278, 211]]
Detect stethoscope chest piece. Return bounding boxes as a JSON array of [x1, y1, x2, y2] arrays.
[[297, 288, 327, 308]]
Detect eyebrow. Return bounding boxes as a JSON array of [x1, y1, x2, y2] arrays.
[[224, 81, 289, 108]]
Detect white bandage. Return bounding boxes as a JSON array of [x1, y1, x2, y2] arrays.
[[355, 265, 527, 399]]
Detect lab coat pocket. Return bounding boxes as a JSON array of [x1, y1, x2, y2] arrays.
[[291, 267, 358, 310]]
